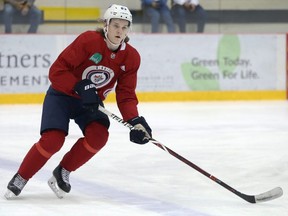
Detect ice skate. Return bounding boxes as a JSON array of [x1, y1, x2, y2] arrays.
[[4, 173, 27, 200], [48, 165, 71, 199]]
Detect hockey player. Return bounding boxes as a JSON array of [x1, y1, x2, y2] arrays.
[[5, 4, 152, 199]]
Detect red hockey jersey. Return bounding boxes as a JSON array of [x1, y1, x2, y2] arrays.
[[49, 30, 140, 121]]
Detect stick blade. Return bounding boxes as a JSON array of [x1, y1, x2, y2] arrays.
[[254, 187, 283, 203]]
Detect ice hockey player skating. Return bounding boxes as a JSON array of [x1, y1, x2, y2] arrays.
[[4, 4, 152, 199]]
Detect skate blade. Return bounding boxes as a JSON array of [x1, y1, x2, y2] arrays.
[[48, 176, 66, 199], [4, 189, 16, 200]]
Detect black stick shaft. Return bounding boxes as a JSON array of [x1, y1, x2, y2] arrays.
[[98, 106, 282, 204], [149, 138, 255, 203]]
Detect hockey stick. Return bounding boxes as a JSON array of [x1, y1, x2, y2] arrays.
[[98, 106, 283, 203]]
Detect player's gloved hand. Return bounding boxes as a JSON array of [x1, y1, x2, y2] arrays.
[[128, 116, 152, 144], [74, 79, 102, 112]]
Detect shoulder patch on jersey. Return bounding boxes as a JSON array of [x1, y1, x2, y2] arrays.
[[89, 53, 102, 64]]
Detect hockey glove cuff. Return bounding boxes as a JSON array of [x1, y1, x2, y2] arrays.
[[74, 79, 102, 112], [128, 116, 152, 144]]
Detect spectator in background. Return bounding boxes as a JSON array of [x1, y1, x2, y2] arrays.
[[0, 0, 4, 11], [172, 0, 206, 33], [141, 0, 175, 33], [3, 0, 42, 33]]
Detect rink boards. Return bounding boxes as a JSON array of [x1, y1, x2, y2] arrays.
[[0, 34, 287, 103]]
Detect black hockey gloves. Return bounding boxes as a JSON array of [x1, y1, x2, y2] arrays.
[[74, 79, 102, 112], [128, 116, 152, 144]]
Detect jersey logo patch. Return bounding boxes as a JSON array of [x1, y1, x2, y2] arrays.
[[89, 53, 102, 64], [82, 65, 114, 88]]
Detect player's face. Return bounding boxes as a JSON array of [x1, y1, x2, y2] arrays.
[[107, 19, 130, 44]]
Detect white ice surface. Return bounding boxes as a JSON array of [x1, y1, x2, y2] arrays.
[[0, 101, 287, 216]]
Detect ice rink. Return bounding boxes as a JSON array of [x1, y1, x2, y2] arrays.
[[0, 101, 287, 216]]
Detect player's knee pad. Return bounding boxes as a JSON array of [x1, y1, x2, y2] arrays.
[[36, 130, 66, 158], [84, 122, 109, 152]]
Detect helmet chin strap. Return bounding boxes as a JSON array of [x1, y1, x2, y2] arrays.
[[104, 26, 123, 51]]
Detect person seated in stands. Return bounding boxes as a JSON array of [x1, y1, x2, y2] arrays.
[[141, 0, 175, 33], [3, 0, 42, 33], [172, 0, 206, 33], [0, 0, 4, 11]]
